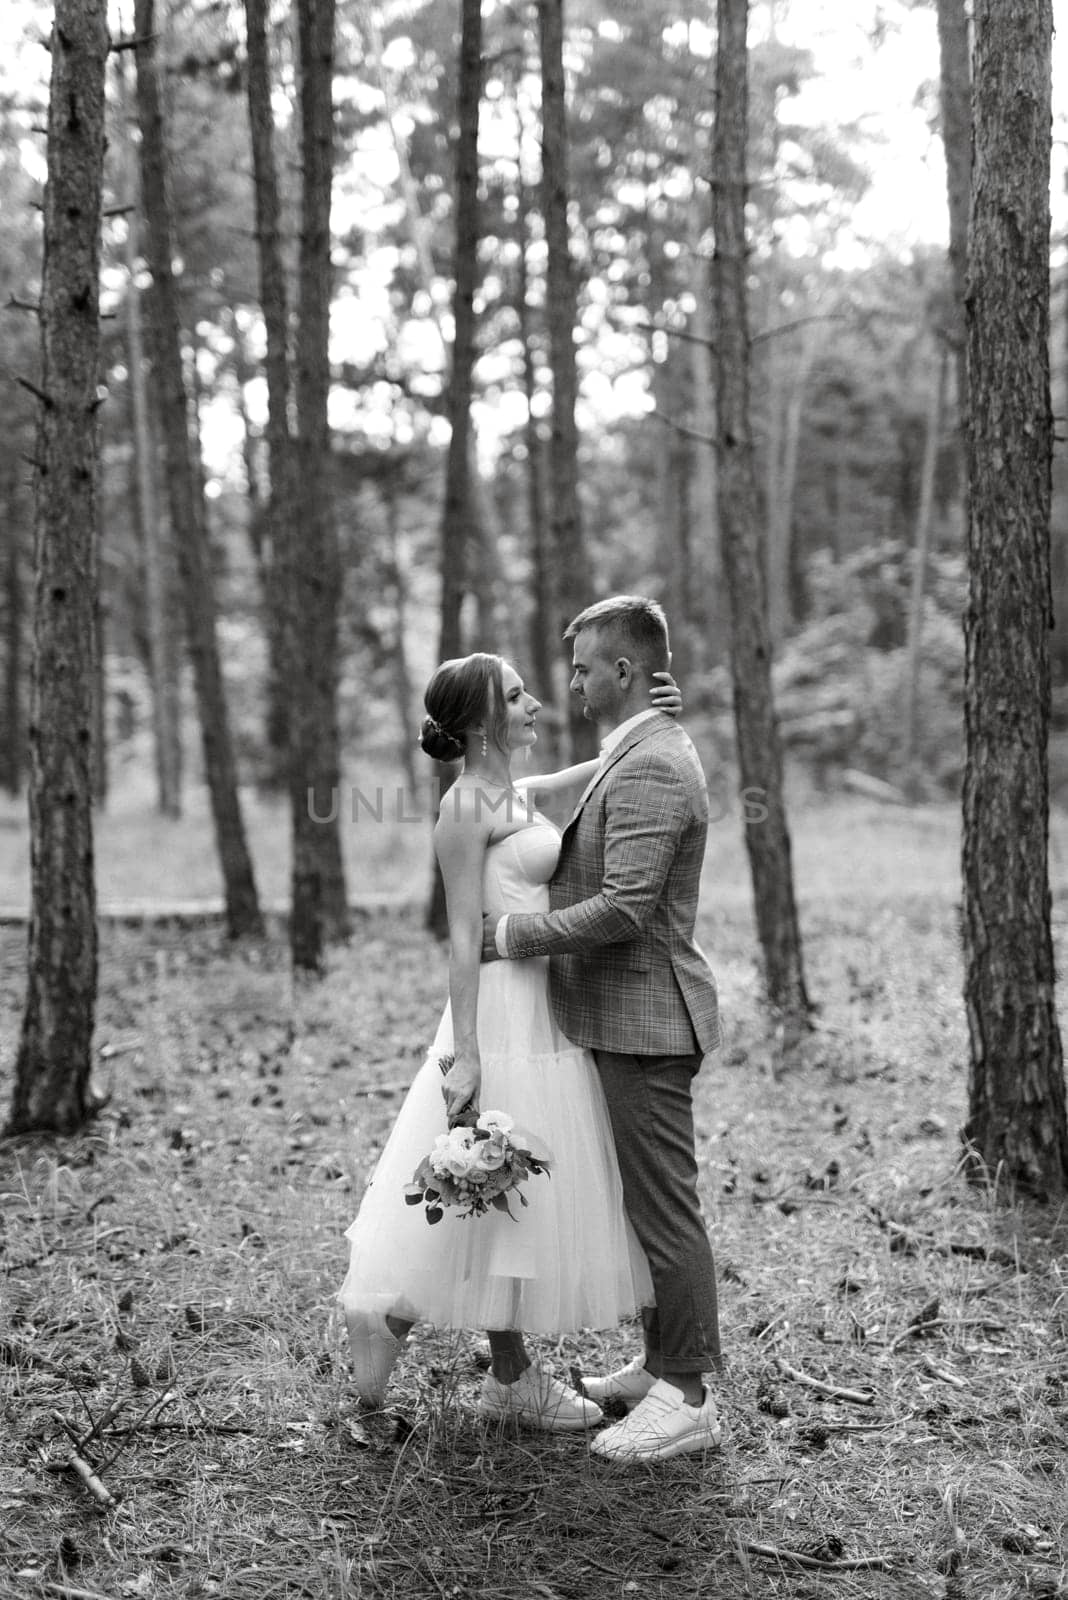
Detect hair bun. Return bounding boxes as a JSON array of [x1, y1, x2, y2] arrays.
[[419, 715, 465, 763]]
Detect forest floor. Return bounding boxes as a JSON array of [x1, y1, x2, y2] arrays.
[[1, 797, 1068, 1600]]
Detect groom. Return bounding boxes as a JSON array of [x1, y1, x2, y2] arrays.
[[481, 595, 722, 1461]]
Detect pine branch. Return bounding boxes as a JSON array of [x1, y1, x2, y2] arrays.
[[652, 407, 715, 446], [110, 33, 156, 52], [751, 312, 848, 347]]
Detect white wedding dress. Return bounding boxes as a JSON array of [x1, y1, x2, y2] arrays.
[[338, 813, 653, 1334]]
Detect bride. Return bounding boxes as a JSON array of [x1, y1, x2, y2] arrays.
[[337, 650, 681, 1431]]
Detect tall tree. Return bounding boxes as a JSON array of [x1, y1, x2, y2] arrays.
[[538, 0, 596, 760], [117, 53, 182, 818], [438, 0, 482, 668], [712, 0, 810, 1028], [244, 0, 296, 792], [961, 0, 1067, 1194], [0, 465, 25, 798], [290, 0, 349, 968], [515, 121, 555, 758], [935, 0, 971, 418], [425, 0, 483, 941], [6, 0, 108, 1136], [133, 0, 263, 940]]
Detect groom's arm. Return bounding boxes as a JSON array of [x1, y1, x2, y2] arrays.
[[489, 756, 691, 960]]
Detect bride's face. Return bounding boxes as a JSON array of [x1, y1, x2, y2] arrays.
[[499, 664, 541, 752]]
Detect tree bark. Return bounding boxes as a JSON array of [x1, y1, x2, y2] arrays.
[[685, 153, 719, 674], [438, 0, 481, 668], [118, 52, 182, 818], [903, 340, 948, 785], [961, 0, 1067, 1195], [133, 0, 263, 940], [426, 0, 482, 941], [538, 0, 596, 761], [515, 86, 557, 763], [712, 0, 810, 1028], [1, 470, 25, 797], [244, 0, 296, 792], [7, 0, 107, 1137], [291, 0, 348, 968], [935, 0, 971, 418]]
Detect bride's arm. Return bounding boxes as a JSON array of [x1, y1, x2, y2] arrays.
[[434, 795, 493, 1122], [519, 671, 683, 800]]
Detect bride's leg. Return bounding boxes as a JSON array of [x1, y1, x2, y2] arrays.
[[346, 1309, 414, 1404], [487, 1329, 531, 1383]]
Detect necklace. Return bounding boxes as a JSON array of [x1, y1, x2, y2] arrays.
[[461, 771, 515, 793]]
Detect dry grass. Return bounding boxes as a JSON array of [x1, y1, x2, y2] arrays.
[[2, 800, 1068, 1600]]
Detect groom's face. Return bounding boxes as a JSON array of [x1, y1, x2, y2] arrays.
[[570, 628, 622, 725]]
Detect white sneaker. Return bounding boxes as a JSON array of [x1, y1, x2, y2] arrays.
[[346, 1310, 406, 1406], [579, 1354, 656, 1410], [479, 1365, 604, 1433], [590, 1377, 722, 1461]]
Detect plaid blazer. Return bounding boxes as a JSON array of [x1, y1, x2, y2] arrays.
[[503, 714, 720, 1056]]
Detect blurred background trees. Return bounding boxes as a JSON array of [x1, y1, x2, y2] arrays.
[[5, 0, 1063, 837]]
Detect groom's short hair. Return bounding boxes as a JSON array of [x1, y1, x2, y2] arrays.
[[564, 595, 670, 677]]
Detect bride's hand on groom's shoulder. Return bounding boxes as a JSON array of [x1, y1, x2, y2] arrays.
[[651, 670, 683, 717]]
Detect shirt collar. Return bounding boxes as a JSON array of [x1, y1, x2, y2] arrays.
[[599, 708, 661, 763]]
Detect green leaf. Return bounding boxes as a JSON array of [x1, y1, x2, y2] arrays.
[[426, 1206, 443, 1225]]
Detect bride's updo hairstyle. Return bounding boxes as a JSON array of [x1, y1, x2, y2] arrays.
[[419, 652, 510, 763]]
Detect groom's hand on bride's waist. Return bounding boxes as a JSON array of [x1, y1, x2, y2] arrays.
[[481, 914, 504, 962]]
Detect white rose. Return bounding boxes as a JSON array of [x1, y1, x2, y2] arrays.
[[477, 1110, 514, 1135], [476, 1142, 508, 1172]]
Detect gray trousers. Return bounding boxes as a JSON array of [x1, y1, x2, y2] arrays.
[[593, 1049, 722, 1375]]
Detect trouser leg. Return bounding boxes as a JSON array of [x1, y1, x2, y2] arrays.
[[594, 1049, 722, 1375]]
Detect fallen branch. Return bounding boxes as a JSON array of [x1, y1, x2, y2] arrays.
[[743, 1540, 891, 1573], [921, 1355, 967, 1389], [865, 1205, 1017, 1267], [775, 1358, 875, 1406], [890, 1315, 1007, 1352], [45, 1583, 122, 1600], [45, 1443, 119, 1510]]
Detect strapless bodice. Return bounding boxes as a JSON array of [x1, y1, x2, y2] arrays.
[[482, 819, 560, 916]]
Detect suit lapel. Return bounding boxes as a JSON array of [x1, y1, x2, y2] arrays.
[[561, 713, 672, 836]]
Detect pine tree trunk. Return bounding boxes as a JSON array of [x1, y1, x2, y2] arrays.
[[538, 0, 596, 762], [119, 52, 182, 817], [244, 0, 296, 793], [426, 0, 482, 942], [438, 0, 481, 668], [903, 341, 948, 786], [133, 0, 263, 940], [961, 0, 1067, 1195], [685, 155, 719, 674], [1, 472, 24, 797], [936, 0, 971, 418], [7, 0, 107, 1137], [515, 110, 557, 763], [92, 595, 107, 806], [383, 478, 419, 800], [712, 0, 810, 1029], [291, 0, 348, 967]]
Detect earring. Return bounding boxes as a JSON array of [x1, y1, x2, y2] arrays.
[[480, 731, 488, 758]]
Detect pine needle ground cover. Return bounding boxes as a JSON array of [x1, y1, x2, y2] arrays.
[[2, 803, 1067, 1600]]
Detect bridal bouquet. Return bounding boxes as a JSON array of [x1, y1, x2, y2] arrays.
[[404, 1059, 551, 1224]]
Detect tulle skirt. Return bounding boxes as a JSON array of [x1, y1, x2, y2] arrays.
[[338, 954, 653, 1334]]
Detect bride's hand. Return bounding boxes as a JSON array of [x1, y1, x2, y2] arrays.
[[442, 1054, 481, 1127], [651, 670, 683, 717]]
